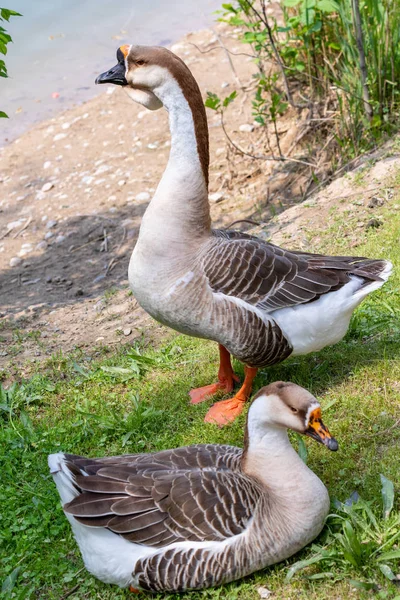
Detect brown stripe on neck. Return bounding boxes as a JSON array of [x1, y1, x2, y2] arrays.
[[178, 68, 210, 188], [128, 46, 210, 188]]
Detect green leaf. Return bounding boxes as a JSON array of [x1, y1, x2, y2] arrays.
[[222, 90, 237, 108], [221, 3, 237, 13], [380, 474, 394, 519], [370, 115, 382, 129], [317, 0, 339, 12], [347, 580, 378, 591], [305, 572, 335, 580], [285, 554, 326, 582], [283, 0, 302, 6], [0, 8, 22, 21], [300, 8, 316, 25], [20, 410, 34, 436], [0, 31, 11, 43], [2, 567, 21, 593], [100, 366, 138, 380], [0, 110, 8, 118], [297, 434, 308, 463], [204, 91, 221, 111], [379, 564, 395, 581], [308, 19, 322, 33], [376, 549, 400, 562]]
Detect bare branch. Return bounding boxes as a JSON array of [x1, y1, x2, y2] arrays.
[[220, 111, 316, 168]]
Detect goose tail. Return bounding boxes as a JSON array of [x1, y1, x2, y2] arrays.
[[351, 259, 393, 302], [48, 452, 81, 505]]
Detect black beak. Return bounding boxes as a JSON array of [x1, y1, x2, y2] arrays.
[[95, 62, 127, 86]]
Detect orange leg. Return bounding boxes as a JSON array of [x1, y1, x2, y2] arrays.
[[204, 366, 258, 426], [129, 585, 140, 593], [189, 345, 240, 405]]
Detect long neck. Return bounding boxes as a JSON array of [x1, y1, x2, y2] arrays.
[[242, 421, 324, 504], [140, 74, 211, 242]]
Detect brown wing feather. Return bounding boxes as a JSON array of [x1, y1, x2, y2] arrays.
[[63, 451, 260, 549], [208, 230, 387, 311]]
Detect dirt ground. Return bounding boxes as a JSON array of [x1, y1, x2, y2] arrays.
[[1, 22, 399, 375]]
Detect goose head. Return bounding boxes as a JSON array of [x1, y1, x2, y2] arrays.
[[247, 381, 338, 451], [95, 44, 193, 111]]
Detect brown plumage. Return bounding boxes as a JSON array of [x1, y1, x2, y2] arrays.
[[94, 43, 392, 425], [50, 382, 339, 591]]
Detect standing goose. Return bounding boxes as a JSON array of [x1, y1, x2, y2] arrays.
[[96, 45, 392, 425], [49, 381, 338, 592]]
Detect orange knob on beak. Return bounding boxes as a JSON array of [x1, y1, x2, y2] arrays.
[[305, 407, 338, 451]]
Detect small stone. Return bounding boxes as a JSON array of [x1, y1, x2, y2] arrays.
[[118, 179, 126, 186], [147, 142, 158, 149], [44, 231, 54, 240], [216, 147, 225, 157], [95, 336, 105, 342], [46, 275, 52, 283], [135, 192, 151, 202], [42, 182, 54, 192], [221, 81, 230, 88], [7, 220, 23, 231], [122, 218, 135, 228], [123, 327, 132, 336], [95, 164, 110, 175], [257, 586, 273, 599], [239, 123, 254, 133], [368, 196, 384, 208], [10, 256, 23, 267], [61, 122, 70, 130], [43, 161, 52, 169], [53, 133, 67, 141], [93, 274, 106, 283], [82, 175, 94, 185], [94, 300, 105, 312], [19, 244, 33, 257], [75, 288, 84, 297], [209, 192, 224, 203], [366, 218, 382, 229], [55, 234, 66, 244], [46, 220, 58, 229]]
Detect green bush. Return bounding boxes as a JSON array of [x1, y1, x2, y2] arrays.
[[210, 0, 400, 178], [0, 7, 22, 118]]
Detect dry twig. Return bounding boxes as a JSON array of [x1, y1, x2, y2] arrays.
[[12, 216, 32, 239]]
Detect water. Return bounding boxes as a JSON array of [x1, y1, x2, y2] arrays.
[[0, 0, 221, 145]]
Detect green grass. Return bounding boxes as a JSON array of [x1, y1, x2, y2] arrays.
[[1, 191, 400, 599]]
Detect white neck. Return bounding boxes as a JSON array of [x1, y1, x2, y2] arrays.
[[243, 415, 326, 511], [138, 76, 211, 247]]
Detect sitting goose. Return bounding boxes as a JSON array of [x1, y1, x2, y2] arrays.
[[49, 381, 338, 592], [96, 45, 392, 425]]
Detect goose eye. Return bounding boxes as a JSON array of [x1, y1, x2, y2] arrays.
[[290, 406, 298, 414], [136, 60, 145, 66]]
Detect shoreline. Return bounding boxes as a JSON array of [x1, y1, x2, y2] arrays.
[[1, 0, 222, 146], [1, 18, 395, 376], [0, 24, 261, 371]]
